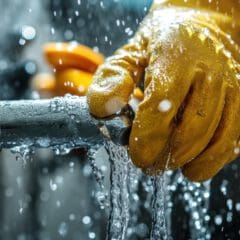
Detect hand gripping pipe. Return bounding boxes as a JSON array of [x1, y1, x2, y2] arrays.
[[0, 96, 132, 150]]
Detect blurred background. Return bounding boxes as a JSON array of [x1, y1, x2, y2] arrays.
[[0, 0, 240, 239]]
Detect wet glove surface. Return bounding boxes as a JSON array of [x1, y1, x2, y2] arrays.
[[87, 0, 240, 182]]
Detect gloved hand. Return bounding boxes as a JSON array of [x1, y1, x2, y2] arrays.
[[87, 0, 240, 182]]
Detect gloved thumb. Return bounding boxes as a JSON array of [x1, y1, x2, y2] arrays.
[[87, 33, 148, 118]]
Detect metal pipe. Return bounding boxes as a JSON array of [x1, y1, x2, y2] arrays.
[[0, 96, 130, 149]]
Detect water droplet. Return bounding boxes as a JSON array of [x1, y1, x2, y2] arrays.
[[235, 202, 240, 211], [214, 215, 223, 225], [158, 99, 172, 112], [51, 27, 55, 35], [88, 232, 96, 239], [220, 180, 228, 195], [19, 207, 23, 214], [125, 27, 133, 36], [56, 200, 61, 207], [19, 38, 26, 45], [227, 199, 233, 210], [22, 25, 36, 40], [49, 179, 57, 191], [69, 214, 76, 221], [58, 222, 68, 237], [234, 147, 240, 155], [82, 216, 91, 225], [100, 1, 104, 8], [25, 62, 37, 74]]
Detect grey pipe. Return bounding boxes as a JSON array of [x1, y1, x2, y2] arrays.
[[0, 96, 130, 150]]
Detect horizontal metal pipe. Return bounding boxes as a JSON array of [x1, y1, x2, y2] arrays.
[[0, 96, 129, 150]]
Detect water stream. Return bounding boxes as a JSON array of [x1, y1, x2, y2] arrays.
[[150, 174, 167, 240], [105, 141, 130, 240], [102, 140, 212, 240], [104, 141, 168, 240]]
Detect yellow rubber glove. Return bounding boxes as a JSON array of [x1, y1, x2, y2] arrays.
[[87, 0, 240, 182]]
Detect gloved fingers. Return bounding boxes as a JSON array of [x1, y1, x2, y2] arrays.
[[87, 61, 136, 117], [87, 34, 148, 118], [182, 84, 240, 182], [129, 23, 239, 176], [129, 55, 196, 171], [128, 23, 225, 172], [169, 68, 227, 169]]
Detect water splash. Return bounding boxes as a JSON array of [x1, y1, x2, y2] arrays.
[[10, 144, 34, 166]]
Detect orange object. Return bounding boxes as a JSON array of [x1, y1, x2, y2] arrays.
[[43, 42, 104, 73], [32, 73, 56, 95], [56, 68, 93, 96], [133, 87, 144, 101]]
